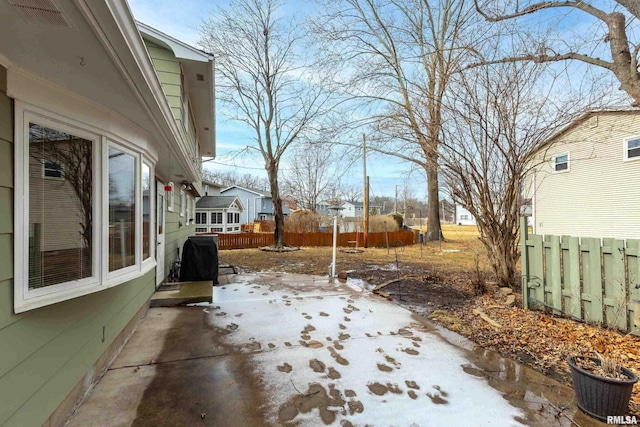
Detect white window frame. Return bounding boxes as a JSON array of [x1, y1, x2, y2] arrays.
[[104, 140, 141, 281], [552, 153, 570, 173], [14, 103, 157, 313], [42, 159, 65, 181], [624, 136, 640, 162], [179, 190, 186, 217], [142, 160, 155, 266], [195, 212, 206, 225]]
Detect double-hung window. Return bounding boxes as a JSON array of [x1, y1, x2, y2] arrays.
[[553, 153, 569, 172], [625, 137, 640, 161], [15, 106, 156, 312], [195, 212, 206, 224]]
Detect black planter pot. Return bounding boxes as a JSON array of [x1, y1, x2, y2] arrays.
[[567, 355, 638, 421]]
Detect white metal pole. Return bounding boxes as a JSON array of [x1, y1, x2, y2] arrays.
[[331, 214, 338, 277]]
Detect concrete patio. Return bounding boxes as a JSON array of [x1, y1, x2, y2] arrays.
[[66, 273, 605, 426]]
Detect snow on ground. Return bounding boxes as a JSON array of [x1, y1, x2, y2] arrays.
[[208, 274, 526, 426]]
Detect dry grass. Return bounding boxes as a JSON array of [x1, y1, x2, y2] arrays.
[[218, 224, 488, 276]]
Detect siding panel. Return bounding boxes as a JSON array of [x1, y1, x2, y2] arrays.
[[0, 271, 154, 426], [530, 113, 640, 239], [161, 207, 195, 279]]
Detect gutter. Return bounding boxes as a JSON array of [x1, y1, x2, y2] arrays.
[[74, 0, 201, 183]]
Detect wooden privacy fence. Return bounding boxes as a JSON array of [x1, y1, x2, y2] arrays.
[[520, 217, 640, 335], [209, 231, 415, 250]]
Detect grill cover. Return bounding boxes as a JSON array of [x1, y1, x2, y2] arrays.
[[180, 236, 218, 284]]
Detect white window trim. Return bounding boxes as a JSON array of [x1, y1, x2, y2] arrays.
[[14, 102, 157, 313], [142, 160, 155, 267], [552, 153, 570, 173], [180, 190, 186, 217], [623, 136, 640, 162], [42, 159, 65, 181], [104, 140, 141, 281]]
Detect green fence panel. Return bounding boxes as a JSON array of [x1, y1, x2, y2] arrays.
[[603, 238, 627, 331], [530, 234, 545, 308], [544, 235, 562, 313], [520, 217, 530, 309], [561, 236, 581, 319], [581, 237, 604, 325], [626, 240, 640, 336]]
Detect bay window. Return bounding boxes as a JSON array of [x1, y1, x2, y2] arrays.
[[15, 105, 157, 312]]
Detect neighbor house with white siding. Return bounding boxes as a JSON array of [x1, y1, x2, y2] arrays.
[[455, 205, 476, 226], [195, 195, 244, 234], [526, 109, 640, 239]]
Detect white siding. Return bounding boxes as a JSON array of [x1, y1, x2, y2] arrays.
[[528, 112, 640, 239], [455, 205, 476, 226]]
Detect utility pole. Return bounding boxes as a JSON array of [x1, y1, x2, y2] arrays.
[[363, 133, 369, 248]]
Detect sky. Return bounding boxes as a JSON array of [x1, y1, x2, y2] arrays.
[[127, 0, 426, 201], [126, 0, 627, 202]]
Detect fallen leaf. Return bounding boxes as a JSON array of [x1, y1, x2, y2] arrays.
[[228, 380, 235, 386]]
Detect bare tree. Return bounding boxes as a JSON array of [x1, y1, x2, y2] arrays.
[[338, 182, 362, 202], [202, 169, 269, 191], [281, 141, 340, 212], [200, 0, 332, 248], [314, 0, 481, 241], [440, 62, 573, 287], [30, 125, 93, 250], [474, 0, 640, 105]]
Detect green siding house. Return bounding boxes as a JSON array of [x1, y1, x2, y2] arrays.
[[0, 1, 214, 426]]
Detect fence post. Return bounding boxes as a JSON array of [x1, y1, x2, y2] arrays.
[[520, 216, 529, 309]]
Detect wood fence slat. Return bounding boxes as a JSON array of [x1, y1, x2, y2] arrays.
[[546, 235, 562, 314], [582, 238, 604, 325], [530, 235, 545, 308], [603, 238, 627, 331], [626, 240, 640, 336], [561, 236, 581, 319]]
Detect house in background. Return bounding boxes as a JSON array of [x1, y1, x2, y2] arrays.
[[202, 179, 223, 196], [455, 205, 477, 226], [221, 185, 291, 223], [526, 109, 640, 239], [0, 2, 214, 425], [316, 201, 382, 218], [195, 195, 244, 233]]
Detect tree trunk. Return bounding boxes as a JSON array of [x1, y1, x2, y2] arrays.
[[267, 161, 286, 248], [424, 122, 442, 241], [482, 231, 519, 287], [425, 164, 442, 241]]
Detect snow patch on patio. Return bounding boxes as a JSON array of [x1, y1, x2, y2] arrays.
[[208, 274, 526, 426]]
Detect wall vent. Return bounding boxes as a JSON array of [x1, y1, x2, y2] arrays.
[[587, 116, 598, 129], [196, 74, 204, 81], [8, 0, 69, 26]]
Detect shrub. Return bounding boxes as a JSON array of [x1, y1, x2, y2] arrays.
[[389, 213, 403, 229], [285, 210, 321, 233], [368, 215, 400, 232]]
